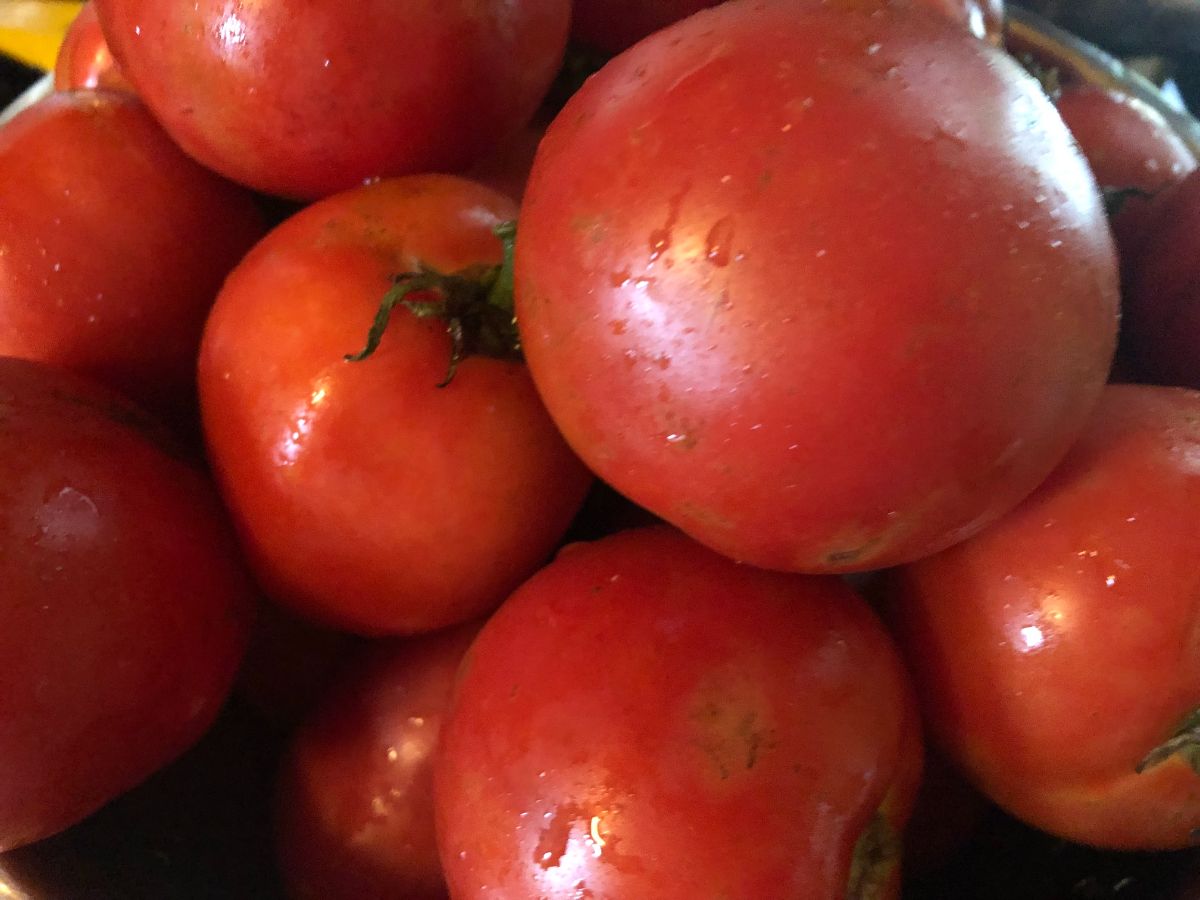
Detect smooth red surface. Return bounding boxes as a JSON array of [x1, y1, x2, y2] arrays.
[[53, 2, 132, 92], [0, 358, 254, 851], [435, 527, 922, 899], [275, 624, 478, 899], [198, 175, 592, 636], [887, 384, 1200, 850], [93, 0, 570, 199], [0, 90, 266, 422], [515, 0, 1118, 574]]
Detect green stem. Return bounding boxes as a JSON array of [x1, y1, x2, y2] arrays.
[[1137, 707, 1200, 775], [344, 221, 521, 387]]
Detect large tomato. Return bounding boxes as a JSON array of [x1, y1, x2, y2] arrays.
[[198, 174, 592, 636], [92, 0, 571, 200], [514, 0, 1118, 573], [0, 358, 254, 851], [0, 90, 266, 424], [435, 526, 923, 899], [885, 384, 1200, 850]]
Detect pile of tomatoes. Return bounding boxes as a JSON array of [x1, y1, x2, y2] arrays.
[[2, 1, 1199, 897]]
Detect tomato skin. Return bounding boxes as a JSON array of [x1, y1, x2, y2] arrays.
[[435, 526, 922, 899], [0, 358, 255, 851], [275, 623, 477, 899], [515, 1, 1118, 574], [93, 0, 571, 200], [198, 174, 592, 636], [53, 2, 132, 92], [885, 384, 1200, 850], [0, 90, 266, 423]]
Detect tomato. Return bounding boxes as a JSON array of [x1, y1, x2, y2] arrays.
[[53, 1, 132, 93], [0, 90, 266, 425], [198, 174, 592, 636], [92, 0, 571, 200], [885, 384, 1200, 850], [0, 357, 254, 851], [1053, 83, 1197, 266], [1121, 168, 1200, 389], [435, 526, 923, 899], [274, 622, 478, 899], [514, 0, 1118, 574]]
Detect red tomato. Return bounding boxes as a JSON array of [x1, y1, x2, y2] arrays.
[[0, 90, 266, 424], [92, 0, 571, 200], [0, 357, 254, 851], [198, 174, 592, 636], [275, 623, 478, 900], [53, 1, 132, 92], [435, 526, 923, 899], [1121, 168, 1200, 389], [885, 384, 1200, 850], [514, 0, 1118, 574], [1054, 83, 1197, 267]]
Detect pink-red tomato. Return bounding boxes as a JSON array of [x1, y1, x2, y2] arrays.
[[435, 526, 923, 899], [53, 2, 132, 92], [274, 623, 478, 899], [1121, 168, 1200, 389], [92, 0, 571, 200], [885, 384, 1200, 850], [0, 90, 266, 424], [198, 174, 592, 636], [514, 0, 1118, 574], [0, 357, 254, 851]]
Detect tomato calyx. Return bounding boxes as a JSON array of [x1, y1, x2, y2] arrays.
[[1137, 707, 1200, 775], [345, 221, 520, 386], [1102, 185, 1156, 217], [846, 809, 900, 900]]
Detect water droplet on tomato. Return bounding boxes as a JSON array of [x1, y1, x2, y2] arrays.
[[705, 217, 735, 268]]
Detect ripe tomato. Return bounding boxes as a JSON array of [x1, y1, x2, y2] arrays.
[[198, 174, 592, 636], [885, 384, 1200, 850], [1121, 168, 1200, 389], [0, 90, 266, 425], [53, 2, 132, 92], [435, 526, 923, 899], [514, 0, 1118, 574], [274, 622, 478, 899], [92, 0, 571, 200], [0, 357, 254, 851]]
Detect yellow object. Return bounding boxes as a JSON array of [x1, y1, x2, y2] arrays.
[[0, 1, 85, 71]]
